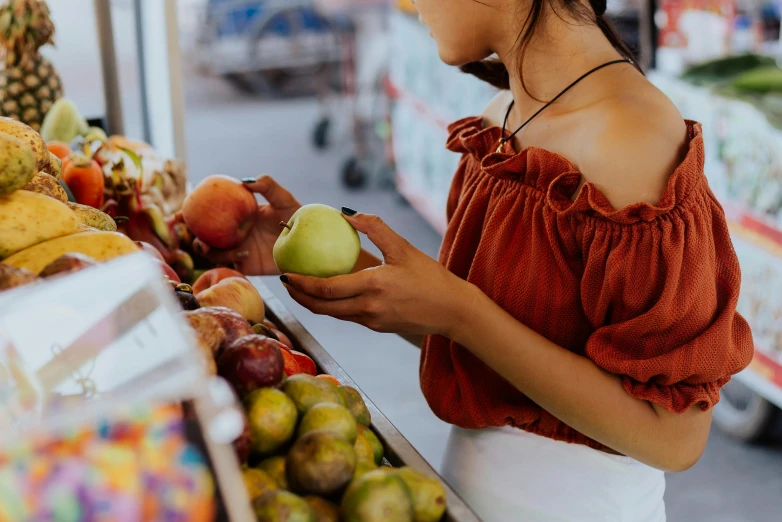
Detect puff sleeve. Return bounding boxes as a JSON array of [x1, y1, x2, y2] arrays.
[[579, 194, 754, 414]]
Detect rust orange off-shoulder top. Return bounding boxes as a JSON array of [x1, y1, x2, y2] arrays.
[[419, 117, 755, 450]]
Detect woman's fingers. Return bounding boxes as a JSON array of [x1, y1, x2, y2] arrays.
[[194, 239, 249, 265], [340, 210, 407, 260], [283, 271, 376, 300], [285, 284, 369, 318], [242, 175, 300, 210]]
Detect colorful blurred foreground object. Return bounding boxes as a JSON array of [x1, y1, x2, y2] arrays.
[[397, 0, 416, 13], [0, 403, 215, 522]]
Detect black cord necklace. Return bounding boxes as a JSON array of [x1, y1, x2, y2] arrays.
[[497, 59, 631, 153]]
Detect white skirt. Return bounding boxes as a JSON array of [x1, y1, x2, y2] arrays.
[[440, 426, 666, 522]]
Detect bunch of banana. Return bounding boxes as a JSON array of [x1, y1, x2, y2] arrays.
[[0, 118, 137, 275], [0, 116, 61, 183]]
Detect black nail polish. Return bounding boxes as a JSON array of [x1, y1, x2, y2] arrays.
[[280, 275, 290, 284], [241, 177, 257, 184], [342, 207, 357, 216]]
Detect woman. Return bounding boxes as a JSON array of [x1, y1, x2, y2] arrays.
[[209, 0, 755, 519]]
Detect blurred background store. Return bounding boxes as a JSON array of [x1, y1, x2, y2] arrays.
[[39, 0, 782, 519]]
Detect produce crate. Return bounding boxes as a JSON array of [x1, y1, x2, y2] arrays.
[[254, 279, 481, 522]]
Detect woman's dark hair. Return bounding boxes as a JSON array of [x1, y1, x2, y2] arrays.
[[460, 0, 641, 94]]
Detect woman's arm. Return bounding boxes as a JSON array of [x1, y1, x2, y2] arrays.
[[282, 212, 712, 472], [449, 283, 711, 472]]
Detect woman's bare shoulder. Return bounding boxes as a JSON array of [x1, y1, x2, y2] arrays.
[[576, 89, 689, 209]]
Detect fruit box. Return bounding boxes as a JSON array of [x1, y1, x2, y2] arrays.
[[254, 279, 481, 522]]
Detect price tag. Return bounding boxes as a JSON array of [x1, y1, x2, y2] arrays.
[[0, 253, 204, 437]]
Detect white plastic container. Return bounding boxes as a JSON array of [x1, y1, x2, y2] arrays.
[[0, 253, 253, 522]]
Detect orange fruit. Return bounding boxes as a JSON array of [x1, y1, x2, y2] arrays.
[[316, 374, 341, 386], [47, 141, 72, 161], [281, 349, 302, 376]]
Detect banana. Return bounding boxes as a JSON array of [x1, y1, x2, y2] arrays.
[[0, 133, 37, 195], [68, 202, 117, 232], [47, 152, 63, 181], [0, 191, 79, 259], [23, 172, 68, 203], [0, 117, 51, 174], [2, 231, 138, 275]]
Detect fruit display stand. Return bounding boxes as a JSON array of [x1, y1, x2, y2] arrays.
[[0, 252, 479, 521], [0, 20, 479, 509], [254, 279, 481, 522]]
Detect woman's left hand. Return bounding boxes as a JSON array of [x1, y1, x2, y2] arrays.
[[281, 211, 473, 337]]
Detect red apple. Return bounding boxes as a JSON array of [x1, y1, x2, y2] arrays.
[[281, 349, 302, 377], [193, 267, 247, 294], [183, 310, 226, 359], [233, 413, 252, 465], [316, 374, 341, 386], [271, 328, 293, 351], [182, 175, 257, 249], [127, 217, 175, 263], [196, 277, 264, 324], [217, 335, 285, 397], [39, 253, 97, 278], [251, 323, 284, 346], [136, 241, 166, 263], [195, 306, 254, 353], [261, 320, 292, 348], [290, 350, 317, 376], [157, 261, 181, 283]]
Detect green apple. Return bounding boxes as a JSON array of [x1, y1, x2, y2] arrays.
[[273, 204, 361, 277]]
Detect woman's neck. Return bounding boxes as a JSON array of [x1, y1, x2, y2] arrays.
[[495, 13, 621, 120]]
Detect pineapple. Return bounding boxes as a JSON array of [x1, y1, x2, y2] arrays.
[[0, 0, 62, 131]]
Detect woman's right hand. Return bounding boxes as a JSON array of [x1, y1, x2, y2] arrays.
[[195, 175, 301, 276]]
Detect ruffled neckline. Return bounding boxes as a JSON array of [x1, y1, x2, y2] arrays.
[[446, 116, 705, 224]]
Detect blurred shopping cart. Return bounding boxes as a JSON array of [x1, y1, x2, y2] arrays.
[[311, 0, 394, 189], [196, 0, 394, 190], [196, 0, 354, 96]]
